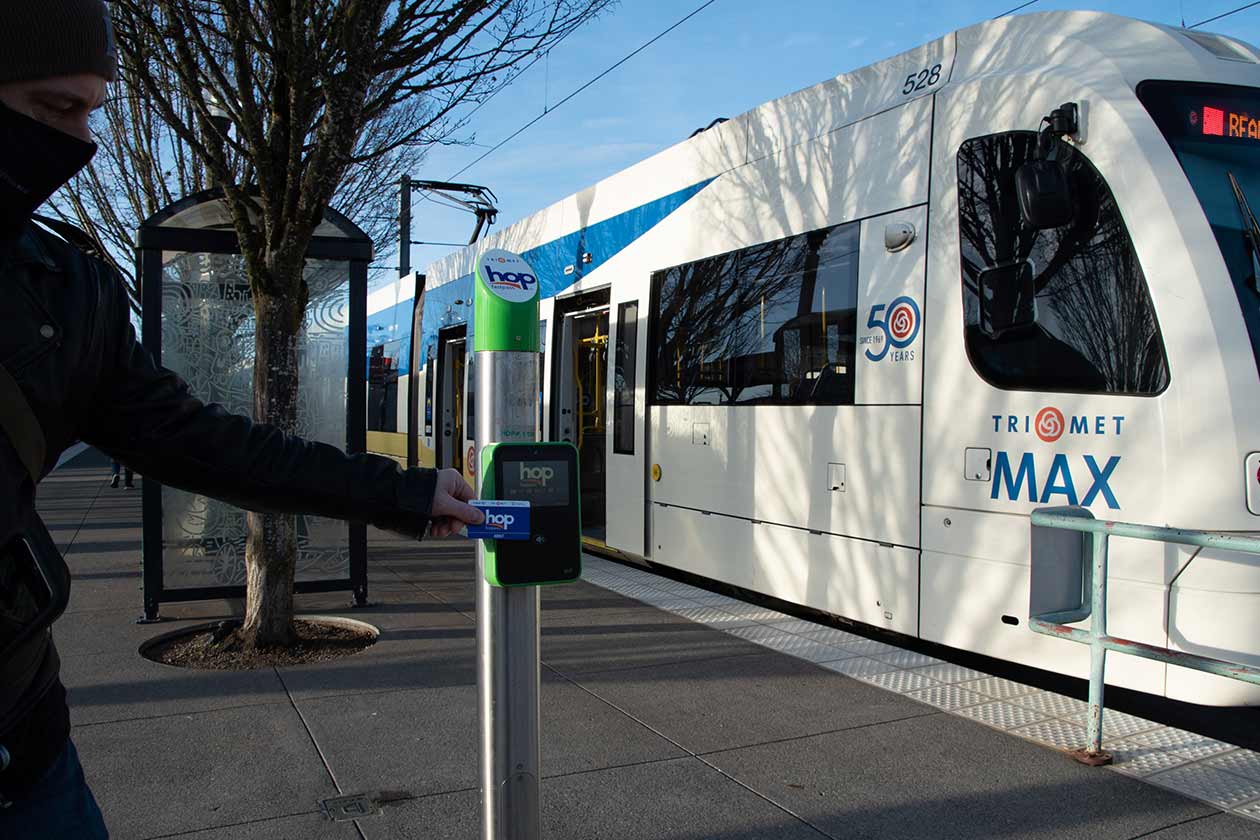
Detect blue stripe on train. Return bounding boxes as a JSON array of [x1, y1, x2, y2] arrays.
[[401, 176, 715, 375]]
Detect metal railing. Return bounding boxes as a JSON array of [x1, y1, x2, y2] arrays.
[[1028, 506, 1260, 766]]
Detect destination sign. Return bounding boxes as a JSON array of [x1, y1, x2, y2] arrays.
[[1193, 104, 1260, 140]]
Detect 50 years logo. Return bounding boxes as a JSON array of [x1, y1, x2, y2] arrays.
[[861, 296, 920, 363]]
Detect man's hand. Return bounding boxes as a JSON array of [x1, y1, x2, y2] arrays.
[[429, 468, 483, 538]]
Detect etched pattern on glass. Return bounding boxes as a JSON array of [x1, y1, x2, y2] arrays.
[[160, 253, 351, 588]]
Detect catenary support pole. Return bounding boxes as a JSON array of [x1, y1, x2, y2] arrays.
[[474, 250, 542, 839], [399, 175, 411, 279]]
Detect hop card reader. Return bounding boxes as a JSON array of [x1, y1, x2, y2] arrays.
[[477, 441, 581, 586]]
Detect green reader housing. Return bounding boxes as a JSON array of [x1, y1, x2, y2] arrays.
[[480, 441, 582, 587]]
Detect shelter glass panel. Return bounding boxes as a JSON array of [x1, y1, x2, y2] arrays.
[[158, 253, 351, 588]]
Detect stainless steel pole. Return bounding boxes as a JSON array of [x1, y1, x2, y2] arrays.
[[476, 352, 541, 840]]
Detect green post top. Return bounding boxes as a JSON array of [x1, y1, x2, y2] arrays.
[[474, 248, 541, 352]]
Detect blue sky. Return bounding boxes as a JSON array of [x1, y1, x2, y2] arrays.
[[381, 0, 1260, 286]]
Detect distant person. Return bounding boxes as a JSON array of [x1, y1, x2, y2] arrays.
[[108, 460, 132, 490], [0, 3, 483, 838]]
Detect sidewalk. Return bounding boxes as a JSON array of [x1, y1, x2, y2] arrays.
[[41, 461, 1260, 839]]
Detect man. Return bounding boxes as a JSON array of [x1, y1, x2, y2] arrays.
[[0, 3, 483, 837]]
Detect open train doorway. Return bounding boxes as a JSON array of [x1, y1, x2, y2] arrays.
[[435, 325, 468, 477], [551, 289, 611, 543]]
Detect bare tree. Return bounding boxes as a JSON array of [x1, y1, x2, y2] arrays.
[[98, 0, 611, 649]]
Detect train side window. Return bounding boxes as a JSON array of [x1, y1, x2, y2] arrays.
[[614, 301, 639, 453], [539, 319, 547, 434], [956, 132, 1169, 394], [368, 339, 402, 432], [649, 222, 859, 406]]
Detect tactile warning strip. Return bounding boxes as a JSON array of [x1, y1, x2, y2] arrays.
[[580, 554, 1260, 824]]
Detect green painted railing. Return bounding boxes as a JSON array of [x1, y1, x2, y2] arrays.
[[1028, 507, 1260, 766]]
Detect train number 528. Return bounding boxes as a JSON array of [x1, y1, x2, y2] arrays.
[[902, 64, 942, 95]]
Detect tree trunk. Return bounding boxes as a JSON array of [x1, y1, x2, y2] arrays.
[[240, 289, 304, 648]]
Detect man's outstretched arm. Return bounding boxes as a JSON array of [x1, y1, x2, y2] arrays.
[[80, 266, 480, 537]]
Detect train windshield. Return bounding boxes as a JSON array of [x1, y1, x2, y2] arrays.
[[1140, 81, 1260, 379]]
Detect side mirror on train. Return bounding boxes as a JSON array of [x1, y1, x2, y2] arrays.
[[979, 260, 1036, 339], [1015, 159, 1075, 229]]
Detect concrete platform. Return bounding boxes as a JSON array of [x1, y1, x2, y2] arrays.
[[29, 463, 1260, 839]]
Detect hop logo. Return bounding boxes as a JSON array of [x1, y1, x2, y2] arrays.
[[518, 463, 555, 487], [1035, 407, 1065, 443], [485, 513, 515, 531]]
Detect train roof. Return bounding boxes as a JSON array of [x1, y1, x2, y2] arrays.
[[421, 10, 1260, 291]]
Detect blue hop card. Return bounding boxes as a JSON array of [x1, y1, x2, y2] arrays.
[[466, 500, 531, 541]]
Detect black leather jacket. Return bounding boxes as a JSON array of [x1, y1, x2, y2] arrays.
[[0, 222, 436, 776]]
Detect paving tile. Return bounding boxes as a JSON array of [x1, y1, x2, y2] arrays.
[[725, 624, 799, 646], [635, 594, 703, 611], [1146, 764, 1260, 809], [765, 618, 832, 635], [869, 649, 943, 669], [1204, 749, 1260, 783], [749, 634, 860, 664], [1235, 799, 1260, 822], [572, 652, 931, 754], [542, 598, 690, 627], [1108, 740, 1195, 778], [64, 574, 148, 615], [959, 676, 1040, 701], [954, 700, 1047, 731], [75, 704, 339, 840], [818, 656, 899, 678], [705, 713, 1224, 840], [365, 758, 829, 840], [277, 620, 478, 701], [1063, 707, 1163, 740], [911, 663, 989, 685], [903, 684, 990, 712], [686, 592, 742, 606], [1130, 728, 1239, 762], [713, 602, 793, 623], [151, 811, 360, 839], [63, 647, 289, 726], [541, 611, 763, 677], [1011, 718, 1092, 752], [834, 637, 899, 657], [859, 669, 942, 693], [667, 605, 759, 628], [54, 609, 226, 658], [652, 580, 710, 596], [798, 627, 865, 647], [299, 671, 684, 799], [1009, 690, 1090, 721]]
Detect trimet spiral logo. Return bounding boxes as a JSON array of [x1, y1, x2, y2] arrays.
[[1035, 407, 1065, 443], [888, 299, 918, 343]]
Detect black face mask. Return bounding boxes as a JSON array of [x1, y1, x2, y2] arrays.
[[0, 101, 96, 234]]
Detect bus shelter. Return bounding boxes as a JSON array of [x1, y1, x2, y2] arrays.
[[135, 189, 371, 621]]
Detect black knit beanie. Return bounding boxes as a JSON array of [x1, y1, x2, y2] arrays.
[[0, 0, 118, 84]]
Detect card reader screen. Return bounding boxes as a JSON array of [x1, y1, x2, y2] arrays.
[[501, 459, 570, 507]]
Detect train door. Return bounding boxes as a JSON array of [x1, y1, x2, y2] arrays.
[[550, 289, 611, 543], [920, 88, 1175, 694], [539, 298, 554, 441], [606, 287, 646, 557], [435, 325, 468, 475]]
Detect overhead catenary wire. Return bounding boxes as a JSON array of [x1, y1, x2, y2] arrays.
[[993, 0, 1038, 18], [446, 0, 720, 182], [1190, 1, 1260, 29]]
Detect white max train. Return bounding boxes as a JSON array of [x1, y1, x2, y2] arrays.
[[366, 12, 1260, 706]]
